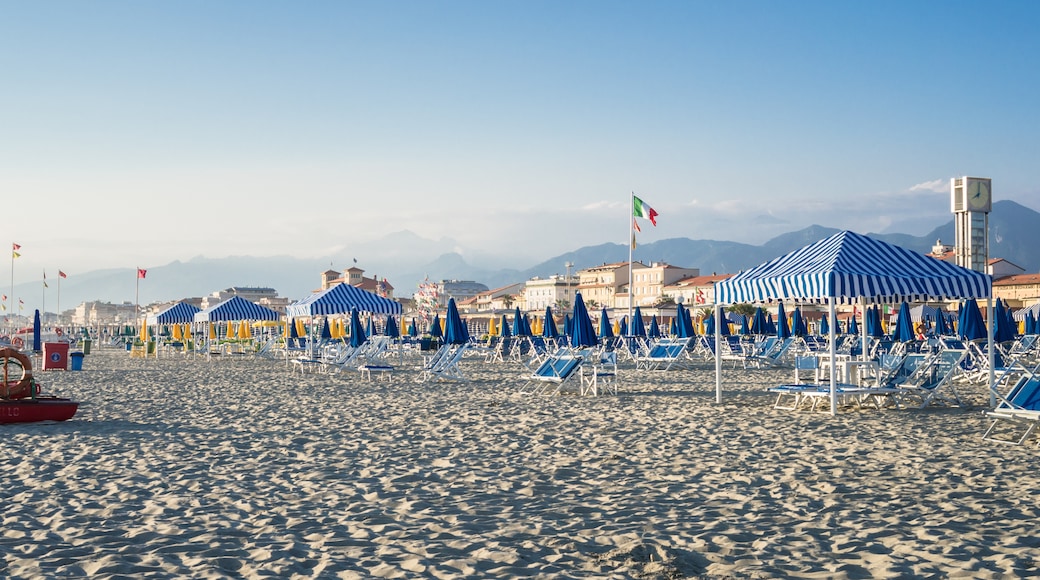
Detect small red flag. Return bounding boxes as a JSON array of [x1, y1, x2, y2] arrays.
[[12, 243, 20, 251], [59, 270, 67, 279], [137, 268, 147, 279]]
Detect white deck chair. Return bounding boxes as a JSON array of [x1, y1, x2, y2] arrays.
[[896, 349, 967, 408], [416, 343, 470, 382], [580, 351, 618, 396], [634, 337, 692, 371], [983, 374, 1040, 445]]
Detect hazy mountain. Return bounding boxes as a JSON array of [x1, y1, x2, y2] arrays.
[[21, 200, 1040, 315]]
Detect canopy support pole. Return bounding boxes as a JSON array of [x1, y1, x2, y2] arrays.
[[829, 298, 837, 416]]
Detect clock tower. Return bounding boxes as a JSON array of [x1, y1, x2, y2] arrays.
[[950, 176, 992, 273]]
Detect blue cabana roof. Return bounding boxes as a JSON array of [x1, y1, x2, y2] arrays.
[[285, 283, 402, 318], [715, 230, 990, 305], [194, 295, 280, 322], [148, 301, 202, 325]]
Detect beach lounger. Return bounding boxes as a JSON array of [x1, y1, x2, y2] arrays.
[[519, 351, 585, 395], [896, 349, 967, 408], [983, 375, 1040, 445], [634, 338, 691, 371], [416, 343, 470, 382]]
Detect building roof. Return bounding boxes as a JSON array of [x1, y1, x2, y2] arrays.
[[667, 274, 732, 288], [993, 273, 1040, 286]]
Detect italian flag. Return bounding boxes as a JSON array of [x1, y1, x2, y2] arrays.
[[632, 195, 658, 226]]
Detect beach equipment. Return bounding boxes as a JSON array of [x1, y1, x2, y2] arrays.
[[194, 296, 280, 323], [895, 348, 968, 408], [704, 313, 715, 335], [512, 307, 528, 337], [847, 312, 859, 336], [428, 313, 443, 338], [499, 314, 511, 338], [676, 303, 695, 338], [349, 308, 367, 348], [647, 315, 661, 338], [487, 317, 497, 337], [519, 350, 586, 395], [634, 337, 693, 371], [819, 314, 829, 336], [739, 314, 750, 336], [148, 301, 202, 325], [775, 303, 791, 339], [750, 307, 768, 335], [958, 299, 986, 341], [714, 230, 991, 414], [542, 307, 559, 340], [0, 348, 78, 423], [384, 315, 400, 338], [790, 307, 807, 337], [983, 374, 1040, 445], [570, 293, 598, 349], [630, 307, 647, 338], [443, 298, 469, 345], [598, 308, 614, 340], [285, 282, 401, 318], [893, 303, 915, 343], [418, 299, 470, 382]]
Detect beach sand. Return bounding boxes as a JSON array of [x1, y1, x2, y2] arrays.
[[2, 346, 1038, 579]]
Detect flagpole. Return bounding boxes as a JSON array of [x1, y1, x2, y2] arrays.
[[41, 269, 46, 322], [56, 271, 61, 327], [9, 246, 14, 320], [628, 192, 634, 331], [135, 267, 140, 328]]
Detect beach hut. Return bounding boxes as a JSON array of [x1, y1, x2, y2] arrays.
[[285, 282, 402, 317], [714, 230, 991, 414]]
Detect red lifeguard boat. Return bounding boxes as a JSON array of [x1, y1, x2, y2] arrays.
[[0, 347, 79, 424]]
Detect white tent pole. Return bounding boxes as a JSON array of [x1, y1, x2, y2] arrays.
[[988, 295, 995, 408], [829, 298, 837, 416], [714, 301, 722, 404]]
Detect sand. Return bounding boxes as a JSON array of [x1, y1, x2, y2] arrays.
[[2, 345, 1038, 579]]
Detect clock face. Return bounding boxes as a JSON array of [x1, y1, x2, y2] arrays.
[[968, 180, 990, 210]]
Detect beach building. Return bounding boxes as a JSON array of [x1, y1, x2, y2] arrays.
[[619, 262, 699, 310], [993, 273, 1040, 309], [71, 301, 138, 325], [524, 275, 578, 312], [320, 266, 396, 298], [199, 287, 291, 315], [575, 261, 641, 311], [663, 273, 731, 308], [433, 280, 489, 308], [459, 282, 526, 314]]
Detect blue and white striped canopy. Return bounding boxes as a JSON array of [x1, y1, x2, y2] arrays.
[[148, 301, 202, 324], [715, 231, 991, 305], [193, 295, 280, 322], [285, 283, 402, 318]]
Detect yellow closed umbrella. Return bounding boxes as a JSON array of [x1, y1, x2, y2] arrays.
[[400, 317, 408, 336], [172, 323, 182, 341], [239, 319, 252, 339], [139, 319, 150, 342], [283, 319, 291, 339], [209, 322, 217, 340], [296, 318, 306, 337], [226, 321, 236, 339], [488, 317, 497, 336]]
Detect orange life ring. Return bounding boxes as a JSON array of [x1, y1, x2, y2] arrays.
[[11, 336, 24, 349], [0, 348, 34, 400]]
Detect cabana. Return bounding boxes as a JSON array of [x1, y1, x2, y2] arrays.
[[713, 230, 992, 415]]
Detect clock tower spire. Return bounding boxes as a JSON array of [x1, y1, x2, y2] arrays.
[[950, 177, 992, 273]]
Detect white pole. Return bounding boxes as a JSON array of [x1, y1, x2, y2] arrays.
[[714, 300, 722, 404], [829, 298, 838, 416], [628, 192, 634, 327]]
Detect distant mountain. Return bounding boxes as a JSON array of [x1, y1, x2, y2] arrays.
[[19, 200, 1040, 315]]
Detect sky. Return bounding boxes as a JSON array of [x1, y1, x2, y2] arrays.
[[3, 0, 1039, 282]]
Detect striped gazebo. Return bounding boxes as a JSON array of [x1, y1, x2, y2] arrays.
[[712, 230, 992, 414]]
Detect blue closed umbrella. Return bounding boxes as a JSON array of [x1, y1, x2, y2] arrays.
[[739, 314, 750, 336], [542, 306, 559, 339], [349, 308, 367, 348], [429, 313, 443, 338], [499, 314, 511, 338], [1026, 311, 1037, 336], [893, 302, 914, 342], [866, 306, 883, 338], [443, 298, 469, 345], [766, 313, 776, 335], [570, 293, 598, 348], [676, 303, 695, 338], [704, 313, 715, 335], [563, 314, 572, 337], [630, 307, 646, 338], [366, 317, 375, 338], [791, 307, 807, 337], [512, 307, 529, 337], [647, 315, 661, 338], [33, 309, 42, 352], [669, 317, 677, 336], [599, 307, 614, 340], [750, 307, 767, 335], [819, 314, 829, 336], [618, 317, 628, 337], [776, 303, 791, 339], [719, 312, 732, 336], [994, 299, 1015, 344], [408, 318, 418, 337], [959, 299, 986, 341], [385, 315, 399, 338], [321, 317, 333, 340], [289, 317, 300, 339], [847, 312, 859, 335]]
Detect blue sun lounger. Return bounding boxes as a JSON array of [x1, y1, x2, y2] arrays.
[[983, 375, 1040, 445]]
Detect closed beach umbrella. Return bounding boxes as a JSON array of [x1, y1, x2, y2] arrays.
[[443, 298, 469, 345], [618, 317, 628, 337], [599, 307, 614, 339], [543, 307, 559, 339], [775, 303, 791, 339], [647, 315, 661, 338], [487, 317, 497, 337], [739, 314, 750, 336], [790, 307, 806, 337], [893, 302, 914, 342], [630, 306, 646, 338], [209, 322, 217, 340], [348, 308, 367, 348], [172, 323, 182, 341], [240, 319, 252, 339], [226, 321, 236, 340], [994, 299, 1015, 344], [676, 303, 694, 338], [669, 317, 677, 336], [320, 317, 332, 340], [366, 317, 375, 338], [750, 307, 767, 335], [819, 314, 829, 336], [563, 314, 572, 337], [512, 307, 527, 337], [408, 318, 418, 337], [847, 312, 859, 335], [570, 293, 598, 348], [719, 312, 732, 336], [33, 310, 43, 352], [385, 315, 400, 338], [1027, 312, 1037, 336], [429, 313, 443, 338], [959, 299, 987, 341], [499, 314, 511, 338], [704, 313, 716, 335]]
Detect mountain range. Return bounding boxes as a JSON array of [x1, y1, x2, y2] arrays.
[[21, 200, 1040, 315]]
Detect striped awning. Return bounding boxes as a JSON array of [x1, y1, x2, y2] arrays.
[[193, 295, 280, 322], [148, 301, 202, 325], [285, 283, 402, 318], [715, 231, 991, 305]]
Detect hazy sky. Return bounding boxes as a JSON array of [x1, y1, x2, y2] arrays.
[[3, 1, 1038, 280]]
